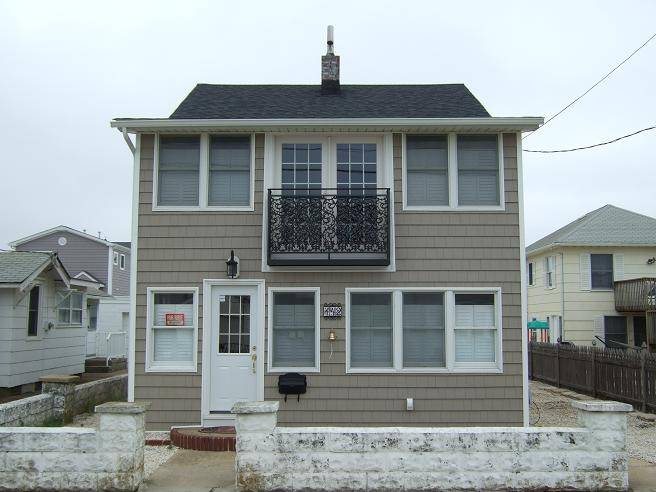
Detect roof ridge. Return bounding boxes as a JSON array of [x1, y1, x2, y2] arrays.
[[557, 204, 613, 243]]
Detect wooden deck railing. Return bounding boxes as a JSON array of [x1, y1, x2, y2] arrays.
[[614, 277, 656, 312]]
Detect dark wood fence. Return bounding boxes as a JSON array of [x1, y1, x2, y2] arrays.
[[529, 342, 656, 413]]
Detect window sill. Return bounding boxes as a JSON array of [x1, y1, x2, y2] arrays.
[[152, 205, 255, 213], [145, 364, 197, 373], [56, 324, 83, 328], [590, 288, 614, 292], [402, 205, 505, 212], [268, 367, 320, 374], [346, 366, 502, 374]]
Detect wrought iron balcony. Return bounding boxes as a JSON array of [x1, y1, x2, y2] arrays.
[[614, 278, 656, 312], [267, 188, 390, 266]]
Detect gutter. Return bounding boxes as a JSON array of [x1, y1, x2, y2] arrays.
[[110, 116, 544, 133]]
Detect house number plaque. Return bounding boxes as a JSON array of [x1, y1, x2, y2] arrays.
[[322, 303, 343, 319]]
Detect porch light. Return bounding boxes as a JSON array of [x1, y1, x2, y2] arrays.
[[226, 250, 240, 279]]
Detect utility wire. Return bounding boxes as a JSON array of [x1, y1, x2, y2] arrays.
[[524, 125, 656, 153], [524, 31, 656, 140]]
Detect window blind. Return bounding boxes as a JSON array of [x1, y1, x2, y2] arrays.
[[350, 293, 392, 368], [457, 135, 499, 206], [209, 136, 251, 206], [158, 136, 200, 206], [454, 294, 496, 363], [272, 292, 316, 367], [153, 327, 194, 362], [406, 135, 448, 206], [402, 292, 445, 367]]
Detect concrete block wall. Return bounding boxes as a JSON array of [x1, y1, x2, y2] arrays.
[[0, 374, 127, 427], [232, 400, 633, 491], [0, 402, 147, 492]]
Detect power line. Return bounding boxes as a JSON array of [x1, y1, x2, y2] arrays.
[[524, 31, 656, 140], [523, 125, 656, 153]]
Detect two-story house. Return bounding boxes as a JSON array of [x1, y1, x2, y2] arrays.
[[527, 204, 656, 351], [112, 32, 542, 430], [10, 225, 131, 358]]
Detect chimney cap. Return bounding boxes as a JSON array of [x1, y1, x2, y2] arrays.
[[326, 25, 334, 54]]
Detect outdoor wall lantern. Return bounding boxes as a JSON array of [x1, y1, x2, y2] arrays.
[[226, 250, 240, 279]]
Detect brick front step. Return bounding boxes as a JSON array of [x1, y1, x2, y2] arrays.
[[170, 426, 236, 451]]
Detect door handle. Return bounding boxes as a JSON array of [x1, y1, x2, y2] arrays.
[[251, 347, 257, 374]]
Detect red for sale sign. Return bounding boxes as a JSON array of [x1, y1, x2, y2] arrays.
[[165, 313, 185, 326]]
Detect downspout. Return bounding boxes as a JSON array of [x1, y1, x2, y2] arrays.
[[560, 252, 565, 341]]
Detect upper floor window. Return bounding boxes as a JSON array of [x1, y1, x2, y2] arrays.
[[209, 136, 251, 206], [119, 253, 126, 270], [113, 252, 119, 265], [155, 134, 253, 210], [457, 135, 499, 206], [157, 136, 200, 206], [282, 143, 322, 195], [528, 262, 534, 286], [591, 254, 613, 290], [403, 133, 502, 211], [544, 255, 556, 289], [405, 135, 448, 207]]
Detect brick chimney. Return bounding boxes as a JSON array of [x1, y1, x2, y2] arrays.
[[321, 25, 340, 95]]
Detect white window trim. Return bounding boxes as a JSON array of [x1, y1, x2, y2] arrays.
[[267, 287, 321, 373], [56, 290, 84, 327], [402, 133, 505, 212], [152, 133, 255, 212], [119, 254, 126, 270], [145, 286, 199, 373], [261, 132, 396, 273], [545, 255, 556, 290], [345, 287, 503, 374], [113, 251, 119, 265]]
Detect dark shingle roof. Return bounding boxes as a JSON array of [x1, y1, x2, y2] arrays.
[[113, 241, 131, 249], [527, 205, 656, 254], [170, 84, 490, 119]]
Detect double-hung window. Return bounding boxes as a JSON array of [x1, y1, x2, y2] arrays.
[[347, 288, 501, 373], [545, 256, 556, 289], [119, 254, 126, 270], [209, 136, 251, 206], [57, 291, 83, 325], [454, 294, 497, 366], [457, 135, 500, 206], [405, 135, 449, 206], [268, 288, 320, 371], [146, 288, 198, 372], [27, 285, 40, 337], [157, 136, 200, 206], [591, 254, 613, 290]]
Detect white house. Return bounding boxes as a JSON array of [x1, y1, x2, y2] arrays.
[[527, 205, 656, 351], [0, 251, 90, 392]]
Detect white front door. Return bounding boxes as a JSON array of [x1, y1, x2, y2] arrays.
[[208, 285, 259, 414], [86, 300, 98, 356]]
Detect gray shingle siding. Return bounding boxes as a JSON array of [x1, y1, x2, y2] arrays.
[[133, 133, 523, 430]]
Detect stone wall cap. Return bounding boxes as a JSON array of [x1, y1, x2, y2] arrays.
[[40, 375, 80, 384], [231, 401, 279, 414], [571, 400, 633, 412], [95, 401, 150, 414]]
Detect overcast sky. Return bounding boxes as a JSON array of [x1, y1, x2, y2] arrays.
[[1, 0, 654, 248]]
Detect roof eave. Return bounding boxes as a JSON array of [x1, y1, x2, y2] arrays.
[[527, 242, 656, 256], [110, 117, 544, 133]]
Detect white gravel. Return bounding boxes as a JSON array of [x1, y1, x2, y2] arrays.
[[530, 381, 656, 464]]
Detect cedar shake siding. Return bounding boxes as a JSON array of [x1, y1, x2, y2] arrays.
[[134, 133, 523, 430]]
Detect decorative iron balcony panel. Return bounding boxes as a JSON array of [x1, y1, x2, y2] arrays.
[[614, 278, 656, 312], [268, 188, 390, 266]]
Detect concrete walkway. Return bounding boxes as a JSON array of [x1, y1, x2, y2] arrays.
[[140, 449, 656, 492], [138, 450, 235, 492]]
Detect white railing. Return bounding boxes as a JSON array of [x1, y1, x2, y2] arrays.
[[94, 331, 128, 364]]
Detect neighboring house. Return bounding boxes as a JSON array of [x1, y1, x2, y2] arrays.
[[10, 226, 131, 358], [527, 205, 656, 351], [0, 252, 90, 391], [111, 32, 543, 430]]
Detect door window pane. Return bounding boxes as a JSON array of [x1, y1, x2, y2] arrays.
[[209, 136, 251, 206], [406, 135, 448, 206], [336, 143, 377, 192], [281, 143, 322, 194], [402, 292, 445, 368], [350, 292, 392, 368], [591, 254, 613, 289], [218, 295, 251, 354], [271, 292, 316, 367], [457, 135, 499, 206], [454, 294, 496, 363], [158, 136, 200, 206]]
